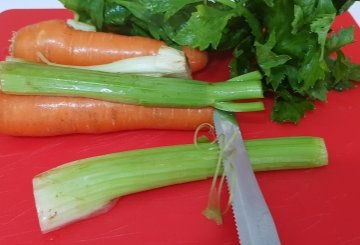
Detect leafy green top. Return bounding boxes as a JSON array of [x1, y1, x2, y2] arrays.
[[60, 0, 360, 123]]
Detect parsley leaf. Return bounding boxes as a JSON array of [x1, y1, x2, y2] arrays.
[[327, 51, 360, 91], [272, 92, 315, 123], [310, 0, 336, 58], [255, 32, 292, 89], [326, 26, 354, 54]]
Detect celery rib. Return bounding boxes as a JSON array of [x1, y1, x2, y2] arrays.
[[0, 61, 263, 112], [33, 136, 328, 233]]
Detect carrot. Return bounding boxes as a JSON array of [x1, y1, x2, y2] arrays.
[[10, 19, 208, 73], [0, 93, 213, 136], [182, 46, 209, 73]]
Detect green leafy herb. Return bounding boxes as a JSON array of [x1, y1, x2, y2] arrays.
[[326, 26, 355, 54], [172, 5, 236, 50], [271, 88, 315, 123], [59, 0, 360, 123]]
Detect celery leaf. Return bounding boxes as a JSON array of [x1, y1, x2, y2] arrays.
[[172, 5, 235, 50]]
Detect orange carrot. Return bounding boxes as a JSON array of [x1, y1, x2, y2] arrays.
[[0, 93, 213, 136], [182, 46, 209, 73], [11, 19, 208, 72]]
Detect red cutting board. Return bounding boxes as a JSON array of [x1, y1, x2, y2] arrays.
[[1, 8, 360, 245]]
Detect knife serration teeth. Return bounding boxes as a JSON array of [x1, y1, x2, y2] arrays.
[[225, 175, 243, 244]]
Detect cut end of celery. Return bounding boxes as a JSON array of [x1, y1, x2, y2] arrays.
[[312, 137, 328, 167], [32, 173, 117, 233], [314, 138, 329, 166]]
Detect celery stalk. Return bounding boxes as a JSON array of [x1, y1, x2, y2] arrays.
[[66, 19, 96, 32], [0, 62, 264, 112], [7, 46, 192, 78], [33, 136, 327, 233]]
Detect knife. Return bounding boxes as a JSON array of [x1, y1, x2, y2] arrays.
[[213, 109, 281, 245]]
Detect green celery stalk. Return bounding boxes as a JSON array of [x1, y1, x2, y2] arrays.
[[0, 61, 264, 112], [33, 136, 327, 233]]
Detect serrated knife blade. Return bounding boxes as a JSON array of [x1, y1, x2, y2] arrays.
[[213, 110, 281, 245]]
